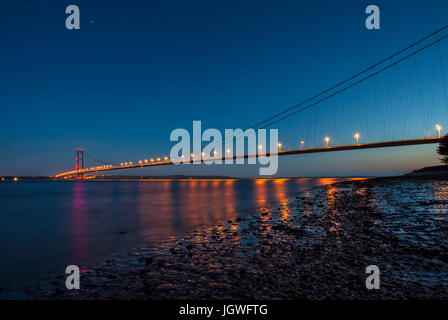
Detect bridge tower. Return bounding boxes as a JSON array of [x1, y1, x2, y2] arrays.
[[76, 148, 84, 179]]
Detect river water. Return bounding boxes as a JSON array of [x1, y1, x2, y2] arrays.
[[0, 178, 361, 292]]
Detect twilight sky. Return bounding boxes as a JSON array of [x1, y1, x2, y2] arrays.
[[1, 0, 448, 177]]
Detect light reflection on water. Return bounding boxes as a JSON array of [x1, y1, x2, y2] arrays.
[[431, 182, 448, 215], [0, 177, 361, 290]]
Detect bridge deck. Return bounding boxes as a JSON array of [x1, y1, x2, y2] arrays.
[[55, 137, 441, 178]]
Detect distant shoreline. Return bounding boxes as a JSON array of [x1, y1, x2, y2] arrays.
[[2, 164, 447, 182], [1, 175, 373, 181]]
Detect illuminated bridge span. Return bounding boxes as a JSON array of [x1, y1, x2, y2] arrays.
[[55, 137, 441, 179], [55, 25, 448, 179]]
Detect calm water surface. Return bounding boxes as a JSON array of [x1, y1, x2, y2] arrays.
[[0, 178, 360, 291]]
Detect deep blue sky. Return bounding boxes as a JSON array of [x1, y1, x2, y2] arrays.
[[1, 0, 448, 177]]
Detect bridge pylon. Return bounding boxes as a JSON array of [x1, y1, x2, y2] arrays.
[[76, 148, 84, 179]]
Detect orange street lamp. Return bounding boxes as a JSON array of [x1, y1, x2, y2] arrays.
[[164, 156, 168, 161], [354, 133, 360, 145], [325, 137, 330, 147], [277, 143, 282, 151], [300, 140, 304, 149], [436, 124, 442, 138]]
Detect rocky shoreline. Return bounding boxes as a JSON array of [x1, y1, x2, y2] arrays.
[[18, 177, 448, 299]]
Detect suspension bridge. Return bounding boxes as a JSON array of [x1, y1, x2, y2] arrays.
[[55, 137, 442, 179], [54, 25, 448, 179]]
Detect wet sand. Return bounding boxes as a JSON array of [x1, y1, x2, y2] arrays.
[[19, 177, 448, 299]]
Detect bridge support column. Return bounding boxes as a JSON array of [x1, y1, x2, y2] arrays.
[[76, 148, 84, 180]]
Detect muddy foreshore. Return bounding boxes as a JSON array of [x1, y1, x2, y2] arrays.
[[20, 177, 448, 299]]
